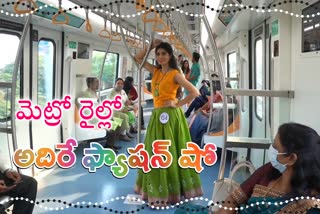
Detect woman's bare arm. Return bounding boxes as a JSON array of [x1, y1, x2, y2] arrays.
[[134, 39, 162, 74], [174, 73, 200, 107]]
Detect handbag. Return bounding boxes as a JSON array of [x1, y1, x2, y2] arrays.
[[211, 161, 255, 212]]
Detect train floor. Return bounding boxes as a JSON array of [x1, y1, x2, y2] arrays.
[[33, 101, 233, 214]]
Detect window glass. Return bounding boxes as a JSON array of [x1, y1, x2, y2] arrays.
[[92, 51, 119, 90], [255, 38, 263, 120], [302, 1, 320, 53], [0, 33, 21, 119], [227, 52, 237, 88], [38, 39, 55, 106]]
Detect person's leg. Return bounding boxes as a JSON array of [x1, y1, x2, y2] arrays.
[[140, 106, 145, 129], [113, 111, 133, 141], [185, 99, 198, 118], [2, 174, 37, 214], [105, 130, 121, 150]]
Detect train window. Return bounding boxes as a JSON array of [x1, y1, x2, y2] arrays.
[[38, 39, 56, 106], [255, 38, 263, 120], [0, 32, 21, 119], [227, 52, 237, 88], [302, 1, 320, 53], [92, 50, 119, 90]]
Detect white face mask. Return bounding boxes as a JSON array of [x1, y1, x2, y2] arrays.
[[268, 144, 288, 173]]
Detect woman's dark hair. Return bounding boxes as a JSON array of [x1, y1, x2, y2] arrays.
[[155, 42, 179, 70], [277, 123, 320, 197], [115, 77, 124, 84], [124, 76, 133, 94], [181, 59, 190, 74], [86, 77, 97, 88]]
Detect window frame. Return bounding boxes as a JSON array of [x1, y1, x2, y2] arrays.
[[0, 30, 23, 121], [254, 37, 264, 121]]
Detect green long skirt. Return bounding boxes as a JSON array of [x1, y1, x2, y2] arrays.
[[135, 107, 203, 205]]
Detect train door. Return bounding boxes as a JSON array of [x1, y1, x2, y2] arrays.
[[31, 26, 62, 175], [250, 21, 271, 165], [0, 19, 28, 172]]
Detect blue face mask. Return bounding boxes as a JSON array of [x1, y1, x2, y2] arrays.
[[268, 144, 288, 173]]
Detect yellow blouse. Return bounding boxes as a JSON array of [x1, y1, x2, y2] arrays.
[[152, 68, 180, 108]]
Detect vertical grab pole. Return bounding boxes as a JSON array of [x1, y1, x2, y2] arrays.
[[199, 42, 215, 135], [202, 16, 228, 180], [116, 3, 154, 144], [97, 39, 112, 102], [97, 7, 113, 102], [11, 15, 32, 153]]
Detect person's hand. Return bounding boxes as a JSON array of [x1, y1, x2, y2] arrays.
[[151, 39, 162, 49], [0, 180, 16, 193], [5, 170, 22, 184], [163, 100, 177, 108]]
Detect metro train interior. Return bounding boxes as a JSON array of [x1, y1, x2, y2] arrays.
[[1, 0, 320, 213]]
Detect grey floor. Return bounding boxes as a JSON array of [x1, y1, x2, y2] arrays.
[[33, 101, 231, 214]]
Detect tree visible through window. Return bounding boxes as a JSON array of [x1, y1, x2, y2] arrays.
[[0, 33, 21, 119], [38, 39, 55, 106], [92, 51, 119, 90]]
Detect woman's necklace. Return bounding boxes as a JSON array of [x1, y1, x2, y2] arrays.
[[263, 177, 282, 197], [154, 69, 169, 97]]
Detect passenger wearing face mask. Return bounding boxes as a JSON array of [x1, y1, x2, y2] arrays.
[[215, 122, 320, 214]]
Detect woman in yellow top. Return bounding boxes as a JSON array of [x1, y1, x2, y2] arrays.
[[134, 40, 203, 206]]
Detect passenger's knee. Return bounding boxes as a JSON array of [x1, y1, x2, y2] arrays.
[[22, 175, 38, 190]]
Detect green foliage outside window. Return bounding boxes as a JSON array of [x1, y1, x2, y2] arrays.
[[91, 51, 118, 90]]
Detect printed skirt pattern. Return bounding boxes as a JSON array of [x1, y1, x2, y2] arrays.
[[135, 107, 203, 205]]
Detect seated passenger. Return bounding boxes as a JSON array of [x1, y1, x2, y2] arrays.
[[189, 82, 236, 147], [184, 79, 211, 118], [0, 163, 37, 214], [77, 77, 121, 151], [215, 122, 320, 213], [123, 76, 146, 130], [107, 78, 136, 142]]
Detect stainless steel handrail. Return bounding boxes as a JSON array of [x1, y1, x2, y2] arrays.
[[11, 15, 32, 153], [117, 3, 154, 144], [202, 15, 228, 181]]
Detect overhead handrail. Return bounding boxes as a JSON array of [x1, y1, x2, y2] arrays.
[[125, 28, 140, 48], [135, 0, 145, 11], [14, 0, 38, 14], [109, 4, 121, 42], [85, 9, 93, 33], [52, 0, 70, 25], [111, 31, 122, 42], [152, 18, 170, 33], [141, 8, 162, 23], [99, 18, 111, 39]]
